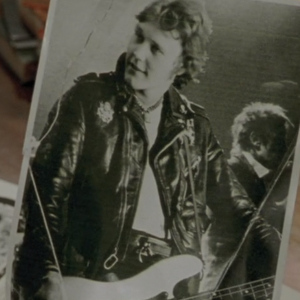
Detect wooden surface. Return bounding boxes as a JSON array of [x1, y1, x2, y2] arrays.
[[0, 59, 299, 293], [0, 61, 31, 183]]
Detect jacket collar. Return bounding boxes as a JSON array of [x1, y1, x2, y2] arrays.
[[166, 85, 195, 122]]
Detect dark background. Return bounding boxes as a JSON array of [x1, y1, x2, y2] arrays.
[[182, 0, 300, 156]]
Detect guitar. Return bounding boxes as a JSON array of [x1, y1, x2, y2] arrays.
[[63, 254, 202, 300], [63, 255, 274, 300]]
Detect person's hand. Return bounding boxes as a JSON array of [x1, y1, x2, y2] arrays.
[[33, 271, 63, 300]]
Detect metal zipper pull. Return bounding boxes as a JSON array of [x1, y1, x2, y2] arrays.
[[103, 248, 119, 270]]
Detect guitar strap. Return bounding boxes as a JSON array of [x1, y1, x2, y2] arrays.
[[29, 166, 68, 299]]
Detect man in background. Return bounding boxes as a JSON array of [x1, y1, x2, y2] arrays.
[[220, 102, 294, 294], [229, 102, 293, 231]]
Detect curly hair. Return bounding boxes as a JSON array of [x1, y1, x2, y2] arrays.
[[230, 102, 293, 157], [136, 0, 213, 89]]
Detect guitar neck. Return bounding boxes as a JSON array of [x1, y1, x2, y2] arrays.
[[211, 276, 275, 300]]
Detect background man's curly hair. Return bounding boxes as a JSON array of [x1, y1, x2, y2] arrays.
[[136, 0, 213, 89], [230, 102, 293, 157]]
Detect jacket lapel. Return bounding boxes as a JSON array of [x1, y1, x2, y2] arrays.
[[150, 86, 195, 162]]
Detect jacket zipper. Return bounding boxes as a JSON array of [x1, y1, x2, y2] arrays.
[[153, 125, 187, 253], [120, 108, 149, 258], [104, 117, 132, 270]]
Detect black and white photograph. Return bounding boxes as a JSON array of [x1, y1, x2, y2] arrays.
[[6, 0, 300, 299]]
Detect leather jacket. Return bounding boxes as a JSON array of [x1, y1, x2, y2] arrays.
[[16, 55, 263, 294]]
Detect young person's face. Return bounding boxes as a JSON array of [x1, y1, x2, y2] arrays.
[[125, 21, 183, 92], [251, 126, 287, 170]]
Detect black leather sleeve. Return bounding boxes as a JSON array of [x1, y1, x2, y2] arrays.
[[15, 85, 86, 289], [198, 120, 281, 295], [198, 119, 257, 293]]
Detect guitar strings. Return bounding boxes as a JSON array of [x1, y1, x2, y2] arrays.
[[178, 286, 274, 300], [177, 277, 275, 300], [210, 276, 274, 294], [211, 285, 273, 299]]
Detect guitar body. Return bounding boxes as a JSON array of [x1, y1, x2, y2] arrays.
[[63, 254, 203, 300]]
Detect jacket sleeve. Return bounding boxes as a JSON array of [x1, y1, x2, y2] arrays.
[[198, 119, 258, 294], [15, 84, 86, 290]]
